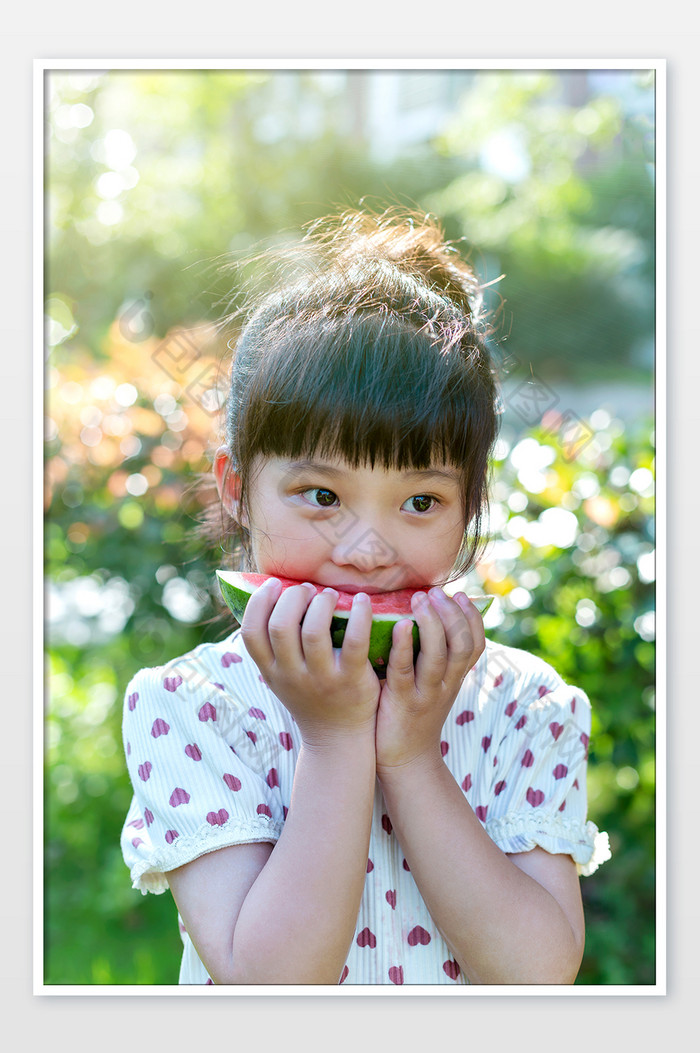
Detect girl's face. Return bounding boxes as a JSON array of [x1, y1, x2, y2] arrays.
[[215, 450, 467, 592]]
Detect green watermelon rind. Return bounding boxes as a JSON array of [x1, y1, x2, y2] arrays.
[[216, 570, 492, 676]]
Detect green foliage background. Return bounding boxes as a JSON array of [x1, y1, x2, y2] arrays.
[[44, 67, 656, 986]]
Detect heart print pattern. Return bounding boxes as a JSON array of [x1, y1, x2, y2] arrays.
[[121, 629, 602, 986]]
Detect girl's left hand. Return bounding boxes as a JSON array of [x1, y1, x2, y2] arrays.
[[375, 589, 485, 775]]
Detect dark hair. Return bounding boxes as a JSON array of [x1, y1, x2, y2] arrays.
[[204, 206, 500, 580]]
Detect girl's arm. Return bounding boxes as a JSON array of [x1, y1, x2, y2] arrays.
[[376, 590, 584, 985], [167, 727, 376, 984], [168, 581, 380, 985], [377, 759, 585, 984]]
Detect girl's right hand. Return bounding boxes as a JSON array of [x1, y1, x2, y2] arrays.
[[240, 579, 381, 746]]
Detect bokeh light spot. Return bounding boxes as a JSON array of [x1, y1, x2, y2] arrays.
[[118, 501, 144, 529]]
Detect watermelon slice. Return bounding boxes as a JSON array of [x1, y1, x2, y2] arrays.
[[216, 570, 492, 676]]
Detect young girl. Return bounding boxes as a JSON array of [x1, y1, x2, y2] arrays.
[[120, 207, 609, 986]]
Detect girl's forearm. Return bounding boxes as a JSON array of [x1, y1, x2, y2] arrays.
[[378, 754, 584, 985], [226, 729, 376, 984]]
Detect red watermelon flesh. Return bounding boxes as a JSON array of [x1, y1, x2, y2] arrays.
[[228, 571, 418, 615]]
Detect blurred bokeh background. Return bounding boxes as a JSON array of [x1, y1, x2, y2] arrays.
[[44, 66, 656, 986]]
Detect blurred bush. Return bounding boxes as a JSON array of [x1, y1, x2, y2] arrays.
[[431, 70, 655, 383], [467, 409, 656, 985]]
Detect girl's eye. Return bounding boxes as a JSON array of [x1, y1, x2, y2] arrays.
[[403, 494, 436, 514], [302, 487, 339, 508]]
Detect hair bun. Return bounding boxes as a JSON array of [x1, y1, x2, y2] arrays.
[[304, 206, 483, 320]]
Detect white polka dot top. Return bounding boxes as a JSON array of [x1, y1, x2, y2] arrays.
[[121, 629, 610, 985]]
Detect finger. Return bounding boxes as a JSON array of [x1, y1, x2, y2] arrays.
[[300, 587, 339, 671], [453, 592, 486, 649], [411, 590, 448, 689], [385, 617, 417, 687], [445, 592, 486, 682], [266, 582, 318, 666], [338, 592, 374, 670], [239, 576, 283, 668]]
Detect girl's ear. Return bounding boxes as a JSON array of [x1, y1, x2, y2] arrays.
[[213, 446, 248, 528]]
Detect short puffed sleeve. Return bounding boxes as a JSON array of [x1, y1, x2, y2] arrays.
[[120, 641, 295, 894], [465, 656, 610, 876]]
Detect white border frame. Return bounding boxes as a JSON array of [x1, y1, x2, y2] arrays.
[[34, 57, 666, 997]]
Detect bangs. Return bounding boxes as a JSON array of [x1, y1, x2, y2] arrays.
[[228, 312, 496, 474]]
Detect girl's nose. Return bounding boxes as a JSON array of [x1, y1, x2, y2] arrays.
[[331, 522, 397, 572]]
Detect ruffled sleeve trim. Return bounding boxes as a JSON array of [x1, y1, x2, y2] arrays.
[[127, 814, 284, 895], [485, 811, 612, 877]]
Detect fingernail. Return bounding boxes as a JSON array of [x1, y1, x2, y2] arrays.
[[353, 592, 369, 605]]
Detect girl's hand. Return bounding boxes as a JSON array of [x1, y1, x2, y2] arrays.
[[375, 589, 485, 774], [240, 579, 381, 747]]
